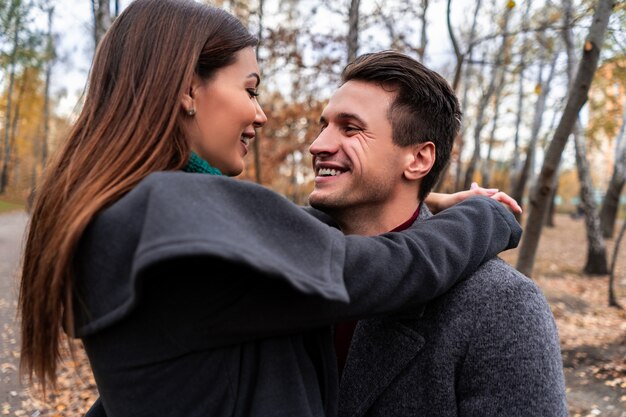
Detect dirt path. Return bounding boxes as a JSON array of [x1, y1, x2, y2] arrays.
[[0, 211, 29, 415]]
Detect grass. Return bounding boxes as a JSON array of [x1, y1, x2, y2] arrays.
[[0, 199, 25, 213]]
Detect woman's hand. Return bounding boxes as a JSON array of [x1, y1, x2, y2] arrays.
[[425, 182, 522, 214]]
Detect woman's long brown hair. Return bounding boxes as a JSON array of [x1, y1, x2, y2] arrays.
[[19, 0, 257, 390]]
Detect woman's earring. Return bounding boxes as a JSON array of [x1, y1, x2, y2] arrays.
[[188, 108, 196, 116]]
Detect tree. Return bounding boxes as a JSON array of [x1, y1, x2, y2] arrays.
[[573, 127, 609, 274], [436, 0, 482, 192], [417, 0, 429, 61], [516, 0, 615, 277], [347, 0, 360, 64], [562, 0, 608, 274], [609, 217, 625, 308], [1, 0, 23, 194], [462, 1, 514, 190], [91, 0, 112, 48], [599, 86, 626, 238], [253, 0, 264, 184], [509, 0, 532, 196], [447, 0, 483, 93], [511, 47, 559, 221], [41, 4, 54, 169]]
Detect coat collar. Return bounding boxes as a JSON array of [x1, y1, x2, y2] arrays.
[[338, 203, 433, 417], [338, 316, 426, 417]]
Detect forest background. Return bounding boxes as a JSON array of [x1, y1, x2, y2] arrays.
[[1, 0, 626, 416]]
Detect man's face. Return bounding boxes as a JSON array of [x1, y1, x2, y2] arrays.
[[308, 80, 408, 214]]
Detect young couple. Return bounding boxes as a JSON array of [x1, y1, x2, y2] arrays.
[[19, 0, 567, 415]]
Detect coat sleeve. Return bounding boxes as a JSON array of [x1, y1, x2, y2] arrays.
[[76, 173, 521, 341], [135, 174, 522, 345], [456, 266, 568, 416]]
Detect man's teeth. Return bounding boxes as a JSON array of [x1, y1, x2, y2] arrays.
[[318, 168, 340, 176], [241, 137, 249, 145]]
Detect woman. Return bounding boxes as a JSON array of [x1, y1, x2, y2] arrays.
[[20, 0, 520, 415]]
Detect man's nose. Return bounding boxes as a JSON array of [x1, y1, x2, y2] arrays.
[[309, 126, 339, 156]]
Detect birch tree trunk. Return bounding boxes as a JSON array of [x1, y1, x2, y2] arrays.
[[516, 0, 615, 277], [574, 127, 609, 274], [599, 101, 626, 238]]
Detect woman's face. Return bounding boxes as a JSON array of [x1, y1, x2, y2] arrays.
[[183, 46, 267, 176]]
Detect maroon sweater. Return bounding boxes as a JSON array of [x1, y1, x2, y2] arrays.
[[334, 206, 421, 377]]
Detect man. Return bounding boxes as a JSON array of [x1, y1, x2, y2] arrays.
[[308, 51, 568, 416]]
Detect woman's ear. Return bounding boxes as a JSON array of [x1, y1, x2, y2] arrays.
[[180, 75, 199, 113], [404, 141, 435, 181]]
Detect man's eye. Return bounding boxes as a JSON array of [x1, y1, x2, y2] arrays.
[[247, 89, 259, 98], [344, 125, 359, 132]]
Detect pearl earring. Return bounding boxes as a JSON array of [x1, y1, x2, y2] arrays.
[[188, 108, 196, 116]]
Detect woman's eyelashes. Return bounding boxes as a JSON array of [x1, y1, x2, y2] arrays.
[[247, 88, 259, 98]]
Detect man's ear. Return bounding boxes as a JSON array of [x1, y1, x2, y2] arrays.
[[404, 141, 435, 181], [180, 75, 199, 113]]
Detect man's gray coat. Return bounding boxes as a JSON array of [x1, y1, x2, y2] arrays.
[[338, 205, 568, 417]]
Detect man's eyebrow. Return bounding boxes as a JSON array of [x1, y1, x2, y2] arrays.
[[336, 112, 367, 127], [247, 73, 260, 87]]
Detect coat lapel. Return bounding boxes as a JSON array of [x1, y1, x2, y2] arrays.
[[338, 317, 425, 417]]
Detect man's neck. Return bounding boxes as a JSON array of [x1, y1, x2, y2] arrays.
[[335, 196, 422, 236]]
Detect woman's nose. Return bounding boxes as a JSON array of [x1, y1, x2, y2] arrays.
[[253, 101, 267, 128]]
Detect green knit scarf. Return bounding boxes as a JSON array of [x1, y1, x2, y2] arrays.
[[182, 152, 222, 176]]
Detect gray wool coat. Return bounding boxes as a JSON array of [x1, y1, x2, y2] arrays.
[[338, 205, 569, 417], [76, 172, 521, 417]]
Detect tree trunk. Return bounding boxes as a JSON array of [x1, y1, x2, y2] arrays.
[[92, 0, 112, 48], [482, 65, 507, 188], [453, 60, 476, 192], [609, 217, 625, 308], [574, 128, 609, 274], [347, 0, 360, 65], [447, 0, 481, 92], [42, 6, 54, 169], [516, 0, 615, 278], [462, 4, 512, 190], [599, 101, 626, 238], [545, 186, 557, 228], [1, 8, 21, 195], [417, 0, 429, 61], [436, 0, 481, 192], [510, 0, 532, 195], [511, 48, 558, 221], [252, 0, 264, 184]]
